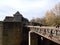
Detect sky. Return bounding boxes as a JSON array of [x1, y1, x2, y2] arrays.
[[0, 0, 60, 21]]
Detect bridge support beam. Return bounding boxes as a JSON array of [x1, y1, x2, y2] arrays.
[[29, 32, 39, 45], [29, 31, 31, 45]]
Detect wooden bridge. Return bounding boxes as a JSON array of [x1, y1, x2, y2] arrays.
[[27, 26, 60, 45]]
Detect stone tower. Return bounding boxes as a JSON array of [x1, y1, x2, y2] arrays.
[[14, 11, 22, 22], [0, 11, 29, 45]]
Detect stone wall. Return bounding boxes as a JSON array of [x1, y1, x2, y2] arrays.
[[0, 21, 3, 45], [3, 22, 23, 45], [0, 21, 30, 45]]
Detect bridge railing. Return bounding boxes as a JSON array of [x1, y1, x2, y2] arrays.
[[28, 26, 60, 40]]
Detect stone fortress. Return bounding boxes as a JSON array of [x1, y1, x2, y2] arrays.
[[0, 11, 29, 45]]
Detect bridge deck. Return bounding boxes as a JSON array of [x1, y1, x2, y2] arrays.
[[27, 26, 60, 44]]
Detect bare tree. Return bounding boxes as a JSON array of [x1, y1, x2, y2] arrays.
[[45, 3, 60, 26]]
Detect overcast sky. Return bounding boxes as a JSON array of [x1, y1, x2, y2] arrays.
[[0, 0, 60, 21]]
